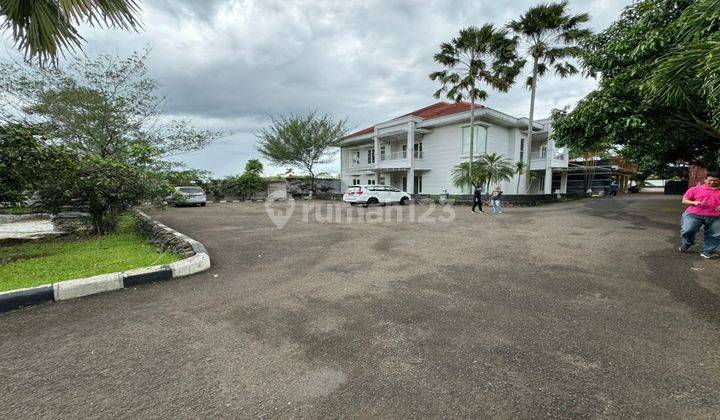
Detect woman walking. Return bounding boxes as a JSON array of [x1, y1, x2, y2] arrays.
[[490, 186, 503, 214]]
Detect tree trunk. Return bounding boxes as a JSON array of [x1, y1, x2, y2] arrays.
[[308, 168, 315, 196], [469, 98, 475, 192], [525, 56, 539, 193]]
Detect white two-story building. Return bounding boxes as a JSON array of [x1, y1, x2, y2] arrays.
[[339, 102, 569, 195]]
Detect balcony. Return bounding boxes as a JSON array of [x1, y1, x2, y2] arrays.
[[379, 150, 423, 161], [529, 149, 568, 170]]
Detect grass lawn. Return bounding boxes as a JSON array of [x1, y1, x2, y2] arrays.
[[0, 214, 180, 293]]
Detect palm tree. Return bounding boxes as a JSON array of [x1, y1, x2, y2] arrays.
[[514, 161, 528, 194], [477, 153, 515, 192], [451, 161, 487, 193], [526, 171, 539, 193], [430, 24, 524, 191], [0, 0, 142, 64], [508, 1, 591, 190]]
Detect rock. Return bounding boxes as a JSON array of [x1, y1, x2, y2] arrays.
[[51, 212, 92, 233]]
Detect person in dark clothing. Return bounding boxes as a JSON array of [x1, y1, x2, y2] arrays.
[[472, 186, 484, 213], [609, 181, 619, 196]]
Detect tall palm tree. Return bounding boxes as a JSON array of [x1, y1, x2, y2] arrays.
[[514, 161, 527, 194], [508, 1, 591, 190], [477, 153, 515, 192], [430, 24, 523, 191], [0, 0, 142, 64]]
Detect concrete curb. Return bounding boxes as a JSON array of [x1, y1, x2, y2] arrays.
[[0, 211, 211, 314]]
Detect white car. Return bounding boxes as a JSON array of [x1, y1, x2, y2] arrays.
[[174, 186, 207, 206], [343, 185, 412, 206]]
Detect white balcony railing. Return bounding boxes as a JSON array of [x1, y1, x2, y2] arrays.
[[349, 160, 372, 168], [530, 151, 546, 160], [530, 149, 565, 161], [379, 150, 423, 161], [380, 151, 407, 161]]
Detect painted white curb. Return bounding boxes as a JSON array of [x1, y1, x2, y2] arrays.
[[54, 272, 123, 301], [1, 210, 211, 313]]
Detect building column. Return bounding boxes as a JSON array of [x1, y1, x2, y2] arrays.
[[544, 135, 554, 194], [406, 121, 415, 194], [407, 121, 415, 165], [544, 168, 553, 194], [373, 131, 380, 167], [407, 169, 414, 194], [560, 171, 568, 194]]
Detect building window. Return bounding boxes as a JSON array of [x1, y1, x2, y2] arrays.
[[520, 138, 525, 162], [367, 148, 375, 164], [414, 142, 423, 159], [367, 179, 376, 185], [402, 176, 407, 191], [413, 176, 422, 193], [379, 176, 386, 185], [352, 178, 361, 185], [461, 124, 487, 156], [380, 145, 386, 160], [351, 150, 360, 165]]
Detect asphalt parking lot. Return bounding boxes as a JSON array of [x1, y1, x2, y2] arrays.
[[1, 194, 719, 417]]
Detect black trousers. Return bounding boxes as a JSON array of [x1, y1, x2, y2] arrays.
[[472, 197, 482, 212]]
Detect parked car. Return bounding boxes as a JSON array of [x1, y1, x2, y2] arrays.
[[343, 185, 412, 206], [173, 186, 207, 206]]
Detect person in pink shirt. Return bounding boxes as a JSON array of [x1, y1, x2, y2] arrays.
[[679, 172, 720, 258]]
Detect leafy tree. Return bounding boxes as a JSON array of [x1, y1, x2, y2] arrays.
[[0, 0, 141, 64], [0, 123, 50, 206], [430, 24, 524, 189], [164, 169, 212, 188], [224, 173, 265, 201], [507, 1, 591, 188], [224, 160, 266, 200], [0, 51, 219, 233], [256, 111, 346, 193], [244, 159, 263, 175], [552, 0, 720, 175], [646, 0, 720, 135]]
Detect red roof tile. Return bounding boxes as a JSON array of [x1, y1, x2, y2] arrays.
[[346, 126, 375, 138], [345, 102, 482, 138], [401, 101, 483, 119]]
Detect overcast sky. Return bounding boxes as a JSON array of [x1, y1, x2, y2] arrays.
[[1, 0, 632, 177]]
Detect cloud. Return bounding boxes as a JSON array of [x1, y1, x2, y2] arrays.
[[0, 0, 632, 177]]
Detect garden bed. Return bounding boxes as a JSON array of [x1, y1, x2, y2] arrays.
[[0, 214, 180, 293]]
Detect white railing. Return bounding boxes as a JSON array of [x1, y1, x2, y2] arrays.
[[380, 151, 407, 161], [349, 159, 372, 168], [530, 149, 566, 161], [530, 151, 546, 160], [379, 150, 424, 161]]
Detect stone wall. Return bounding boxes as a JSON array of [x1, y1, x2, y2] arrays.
[[133, 210, 203, 258], [51, 212, 91, 233]]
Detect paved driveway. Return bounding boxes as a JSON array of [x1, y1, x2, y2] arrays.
[[1, 195, 719, 417]]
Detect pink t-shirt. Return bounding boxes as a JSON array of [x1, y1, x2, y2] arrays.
[[684, 185, 720, 217]]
